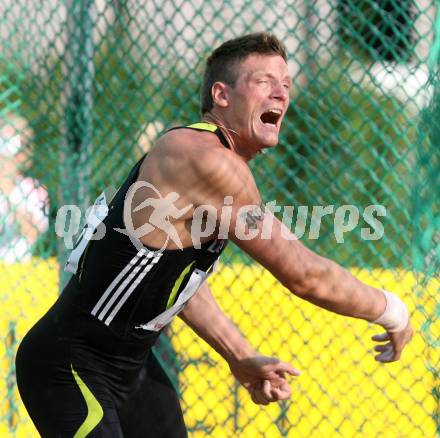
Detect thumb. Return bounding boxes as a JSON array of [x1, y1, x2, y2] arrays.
[[265, 360, 301, 377], [278, 361, 301, 376]]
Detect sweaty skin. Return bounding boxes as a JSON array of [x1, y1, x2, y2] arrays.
[[129, 54, 413, 404]]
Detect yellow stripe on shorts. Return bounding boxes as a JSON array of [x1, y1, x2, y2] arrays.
[[166, 260, 196, 309], [71, 365, 104, 438]]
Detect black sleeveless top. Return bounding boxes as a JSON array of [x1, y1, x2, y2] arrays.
[[61, 123, 229, 349]]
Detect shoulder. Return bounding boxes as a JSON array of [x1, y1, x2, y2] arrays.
[[156, 127, 234, 165], [139, 129, 258, 207], [154, 128, 255, 192]]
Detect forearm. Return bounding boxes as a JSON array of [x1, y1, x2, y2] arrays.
[[234, 216, 388, 323], [179, 282, 255, 363], [290, 252, 386, 321]]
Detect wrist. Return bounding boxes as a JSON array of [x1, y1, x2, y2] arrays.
[[223, 341, 256, 365], [206, 317, 257, 365], [372, 290, 409, 332]]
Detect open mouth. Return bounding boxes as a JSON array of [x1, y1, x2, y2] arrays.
[[260, 108, 282, 127]]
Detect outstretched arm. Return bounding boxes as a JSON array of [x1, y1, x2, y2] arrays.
[[231, 210, 413, 363], [181, 152, 412, 363], [155, 137, 412, 363], [179, 282, 300, 405]]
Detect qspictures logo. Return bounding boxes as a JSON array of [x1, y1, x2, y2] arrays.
[[55, 182, 387, 251]]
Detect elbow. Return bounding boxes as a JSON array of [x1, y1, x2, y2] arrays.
[[284, 257, 331, 299]]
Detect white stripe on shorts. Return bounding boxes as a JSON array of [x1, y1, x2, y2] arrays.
[[103, 253, 162, 326], [91, 248, 148, 318]]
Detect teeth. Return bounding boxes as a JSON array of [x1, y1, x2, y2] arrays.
[[267, 108, 282, 115]]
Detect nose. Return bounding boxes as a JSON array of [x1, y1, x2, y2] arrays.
[[271, 81, 289, 103]]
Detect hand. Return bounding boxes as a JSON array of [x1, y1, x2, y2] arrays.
[[372, 322, 413, 363], [229, 355, 300, 405]]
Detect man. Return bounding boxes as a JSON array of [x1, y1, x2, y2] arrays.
[[16, 32, 413, 437]]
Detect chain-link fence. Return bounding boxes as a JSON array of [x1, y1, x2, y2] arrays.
[[1, 0, 439, 436]]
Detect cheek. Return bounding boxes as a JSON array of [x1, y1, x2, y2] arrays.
[[231, 94, 248, 114], [232, 90, 263, 123]]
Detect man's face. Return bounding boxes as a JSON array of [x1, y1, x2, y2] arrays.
[[224, 54, 290, 154]]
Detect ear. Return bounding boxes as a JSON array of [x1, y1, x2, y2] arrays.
[[211, 82, 230, 109]]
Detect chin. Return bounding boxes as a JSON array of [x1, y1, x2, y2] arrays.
[[262, 135, 279, 148]]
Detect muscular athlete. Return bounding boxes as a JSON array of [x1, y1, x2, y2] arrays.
[[16, 33, 413, 437]]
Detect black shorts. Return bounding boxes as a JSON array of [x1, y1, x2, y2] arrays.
[[15, 305, 187, 438]]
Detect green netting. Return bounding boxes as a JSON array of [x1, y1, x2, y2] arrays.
[[413, 9, 440, 430], [0, 1, 439, 437]]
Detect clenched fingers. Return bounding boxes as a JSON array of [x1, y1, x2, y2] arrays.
[[250, 384, 270, 405], [250, 380, 292, 405], [269, 381, 291, 401]]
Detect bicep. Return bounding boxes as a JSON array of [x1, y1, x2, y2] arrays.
[[180, 281, 221, 321], [176, 151, 321, 291], [229, 210, 322, 294]]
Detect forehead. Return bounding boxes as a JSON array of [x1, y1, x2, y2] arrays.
[[237, 54, 289, 79]]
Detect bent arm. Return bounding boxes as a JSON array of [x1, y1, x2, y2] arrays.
[[179, 281, 300, 403], [179, 281, 255, 363]]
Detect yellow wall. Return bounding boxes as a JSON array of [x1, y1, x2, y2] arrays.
[[0, 259, 59, 438], [171, 266, 439, 437], [1, 260, 438, 437]]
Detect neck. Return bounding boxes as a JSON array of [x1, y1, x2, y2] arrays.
[[202, 112, 253, 162]]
